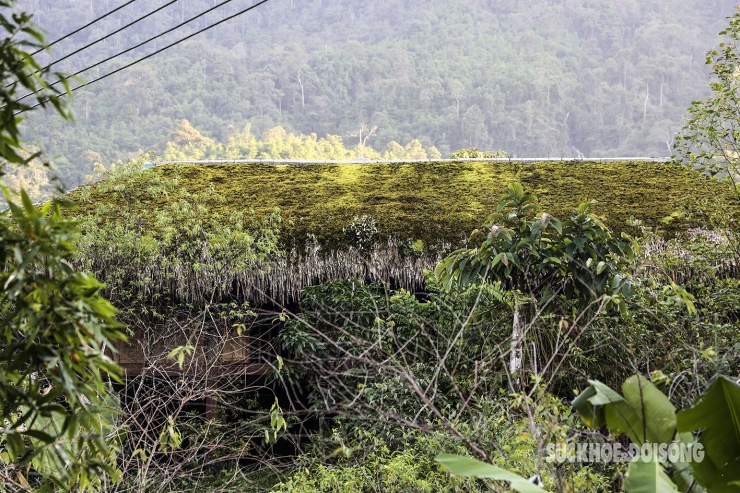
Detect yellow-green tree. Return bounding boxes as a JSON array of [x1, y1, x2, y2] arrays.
[[160, 123, 442, 162]]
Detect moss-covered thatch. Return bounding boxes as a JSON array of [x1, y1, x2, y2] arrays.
[[70, 160, 739, 304], [72, 160, 736, 247]]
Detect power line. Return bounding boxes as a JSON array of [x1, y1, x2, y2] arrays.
[[16, 0, 242, 104], [34, 0, 178, 77], [32, 0, 139, 56], [21, 0, 271, 113], [14, 0, 181, 96]]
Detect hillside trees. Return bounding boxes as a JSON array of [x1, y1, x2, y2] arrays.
[[158, 121, 443, 163], [0, 152, 53, 202]]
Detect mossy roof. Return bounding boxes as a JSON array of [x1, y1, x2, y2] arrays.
[[71, 160, 738, 250]]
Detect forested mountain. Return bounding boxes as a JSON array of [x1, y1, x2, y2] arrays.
[[17, 0, 738, 186]]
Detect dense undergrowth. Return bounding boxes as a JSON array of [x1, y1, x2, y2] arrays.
[[63, 161, 740, 492]]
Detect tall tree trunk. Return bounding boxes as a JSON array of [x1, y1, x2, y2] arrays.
[[509, 303, 523, 375]]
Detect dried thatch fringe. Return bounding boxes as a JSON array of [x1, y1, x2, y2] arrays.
[[246, 240, 446, 305], [80, 238, 446, 307], [636, 228, 740, 284], [81, 228, 740, 309]]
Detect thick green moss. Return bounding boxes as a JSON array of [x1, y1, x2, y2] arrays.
[[71, 160, 738, 251]]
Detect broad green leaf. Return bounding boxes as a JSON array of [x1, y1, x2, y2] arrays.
[[436, 454, 547, 493], [507, 182, 525, 199], [624, 457, 679, 493], [23, 430, 55, 444], [676, 376, 740, 492], [572, 379, 624, 429], [492, 252, 505, 267], [618, 375, 677, 445], [551, 218, 563, 235], [573, 376, 678, 446], [670, 434, 706, 493]]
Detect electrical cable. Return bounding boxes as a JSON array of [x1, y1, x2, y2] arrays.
[[16, 0, 242, 104], [13, 0, 180, 94], [33, 0, 179, 76], [31, 0, 139, 55], [20, 0, 271, 113]]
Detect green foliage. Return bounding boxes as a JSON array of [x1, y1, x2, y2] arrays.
[[157, 416, 182, 456], [0, 4, 126, 489], [9, 3, 740, 491], [161, 122, 441, 162], [265, 397, 287, 445], [273, 382, 615, 492], [276, 187, 740, 493], [282, 275, 626, 489], [0, 1, 71, 168], [272, 438, 473, 493], [573, 374, 740, 493], [449, 148, 507, 159], [623, 459, 679, 493], [675, 5, 740, 191], [618, 230, 740, 405], [435, 182, 635, 376], [435, 454, 545, 493], [0, 187, 126, 490], [167, 345, 195, 370], [73, 159, 282, 308], [676, 377, 740, 492], [436, 182, 635, 308], [342, 214, 379, 252], [67, 165, 737, 491], [572, 375, 684, 446]]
